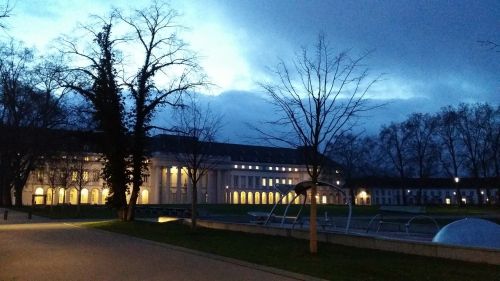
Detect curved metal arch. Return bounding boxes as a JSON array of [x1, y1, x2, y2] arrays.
[[405, 215, 440, 235], [264, 180, 352, 234]]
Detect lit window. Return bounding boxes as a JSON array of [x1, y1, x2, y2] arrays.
[[275, 167, 279, 171], [288, 179, 292, 185], [282, 167, 285, 171], [445, 198, 451, 205], [335, 170, 339, 173], [83, 171, 89, 181], [256, 166, 260, 170], [71, 171, 78, 181], [242, 165, 246, 169], [269, 179, 273, 187], [262, 178, 267, 187], [84, 157, 89, 162], [294, 168, 298, 172], [268, 167, 272, 171], [249, 165, 253, 169], [288, 167, 292, 171], [281, 178, 286, 184], [234, 165, 238, 169]]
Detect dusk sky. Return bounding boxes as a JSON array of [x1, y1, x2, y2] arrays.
[[4, 0, 499, 143]]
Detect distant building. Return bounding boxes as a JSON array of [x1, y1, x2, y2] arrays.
[[348, 177, 500, 206]]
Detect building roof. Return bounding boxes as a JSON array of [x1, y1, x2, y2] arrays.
[[1, 127, 339, 167], [349, 177, 500, 189], [150, 134, 339, 166]]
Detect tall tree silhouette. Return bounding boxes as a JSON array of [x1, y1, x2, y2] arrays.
[[258, 34, 379, 253], [117, 3, 206, 221], [61, 21, 129, 218]]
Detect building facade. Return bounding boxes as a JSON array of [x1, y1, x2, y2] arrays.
[[349, 178, 500, 206], [17, 134, 344, 206]]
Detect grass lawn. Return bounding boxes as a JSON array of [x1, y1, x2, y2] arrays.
[[83, 220, 500, 281], [154, 203, 499, 217]]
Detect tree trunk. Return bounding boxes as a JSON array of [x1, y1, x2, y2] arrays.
[[117, 207, 127, 221], [127, 189, 139, 221], [0, 182, 12, 206], [309, 184, 318, 254], [349, 186, 355, 206], [191, 181, 197, 230], [77, 189, 81, 217], [14, 186, 23, 206], [474, 175, 482, 206], [455, 186, 463, 207]]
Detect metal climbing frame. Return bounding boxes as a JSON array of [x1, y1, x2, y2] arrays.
[[263, 180, 352, 234]]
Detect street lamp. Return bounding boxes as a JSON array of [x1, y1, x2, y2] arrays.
[[454, 177, 461, 206]]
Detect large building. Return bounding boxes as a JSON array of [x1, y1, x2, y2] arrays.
[[18, 134, 344, 206]]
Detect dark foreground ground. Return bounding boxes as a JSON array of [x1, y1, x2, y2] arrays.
[[0, 211, 309, 281]]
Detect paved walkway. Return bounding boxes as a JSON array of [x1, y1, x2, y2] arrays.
[[0, 207, 51, 224], [0, 209, 318, 281]]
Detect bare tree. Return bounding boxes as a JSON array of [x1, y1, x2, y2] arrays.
[[436, 106, 464, 205], [328, 132, 365, 205], [60, 3, 206, 220], [69, 153, 90, 216], [457, 103, 487, 205], [0, 41, 68, 206], [117, 3, 207, 221], [172, 96, 222, 229], [0, 0, 12, 29], [474, 104, 499, 205], [258, 34, 379, 253], [404, 113, 440, 204], [379, 122, 410, 204]]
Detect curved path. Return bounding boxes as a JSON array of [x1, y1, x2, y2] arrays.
[[0, 209, 320, 281]]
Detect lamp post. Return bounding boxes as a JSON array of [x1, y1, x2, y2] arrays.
[[454, 177, 462, 206]]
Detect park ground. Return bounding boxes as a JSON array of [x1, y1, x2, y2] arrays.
[[1, 205, 499, 281]]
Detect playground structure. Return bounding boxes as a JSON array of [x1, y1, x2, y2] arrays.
[[252, 180, 444, 240], [366, 213, 440, 236], [262, 180, 352, 234]]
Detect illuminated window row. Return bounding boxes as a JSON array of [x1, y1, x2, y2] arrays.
[[33, 187, 149, 205], [233, 165, 261, 170], [261, 177, 294, 187], [233, 164, 299, 172], [229, 191, 302, 205], [267, 166, 299, 172]]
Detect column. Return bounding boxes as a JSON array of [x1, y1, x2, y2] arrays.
[[187, 170, 193, 203], [216, 170, 223, 203], [165, 166, 170, 203], [154, 165, 162, 204], [176, 167, 182, 203]]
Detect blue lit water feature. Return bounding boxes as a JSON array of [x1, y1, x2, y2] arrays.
[[432, 218, 500, 249]]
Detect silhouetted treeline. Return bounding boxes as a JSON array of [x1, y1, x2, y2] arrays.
[[328, 103, 500, 205]]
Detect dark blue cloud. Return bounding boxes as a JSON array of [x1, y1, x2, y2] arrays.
[[209, 0, 499, 103], [154, 0, 500, 144]]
